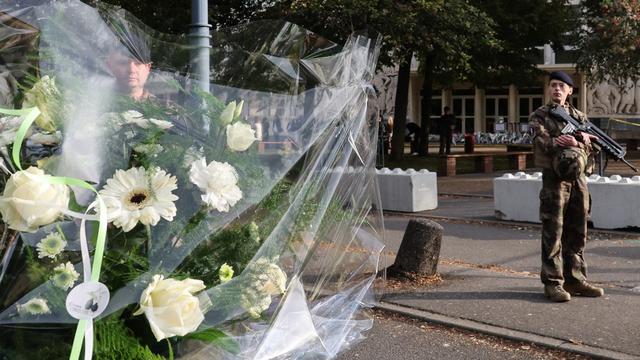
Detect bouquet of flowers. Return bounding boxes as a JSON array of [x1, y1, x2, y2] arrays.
[[0, 1, 383, 359]]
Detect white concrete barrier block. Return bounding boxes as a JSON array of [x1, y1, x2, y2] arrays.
[[589, 176, 640, 229], [494, 173, 542, 223], [495, 173, 640, 229], [376, 168, 438, 212]]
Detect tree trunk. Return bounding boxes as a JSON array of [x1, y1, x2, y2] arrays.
[[390, 51, 413, 161], [418, 53, 434, 156]]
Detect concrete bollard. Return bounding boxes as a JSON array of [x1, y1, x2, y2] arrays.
[[391, 218, 443, 275]]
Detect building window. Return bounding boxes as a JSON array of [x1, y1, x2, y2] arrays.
[[430, 97, 442, 133], [485, 96, 508, 133], [518, 96, 544, 123], [453, 96, 475, 133]]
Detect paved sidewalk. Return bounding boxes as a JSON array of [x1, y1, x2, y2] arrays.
[[376, 173, 640, 359]]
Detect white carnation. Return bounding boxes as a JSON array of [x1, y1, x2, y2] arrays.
[[189, 158, 242, 212]]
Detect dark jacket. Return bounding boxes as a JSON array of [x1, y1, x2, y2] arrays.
[[439, 113, 455, 135]]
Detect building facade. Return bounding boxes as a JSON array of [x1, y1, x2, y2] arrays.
[[391, 46, 640, 137]]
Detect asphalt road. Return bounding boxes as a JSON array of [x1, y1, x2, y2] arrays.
[[338, 309, 593, 360]]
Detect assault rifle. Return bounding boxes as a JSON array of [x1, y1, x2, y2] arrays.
[[550, 106, 638, 173]]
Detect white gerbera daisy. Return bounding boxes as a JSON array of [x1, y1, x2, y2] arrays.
[[17, 297, 51, 316], [99, 167, 178, 232], [36, 232, 67, 259], [51, 262, 80, 290], [188, 158, 242, 212]]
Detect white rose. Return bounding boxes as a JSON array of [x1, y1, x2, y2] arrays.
[[219, 101, 237, 126], [226, 122, 257, 152], [0, 167, 69, 232], [134, 275, 206, 342], [233, 100, 244, 119]]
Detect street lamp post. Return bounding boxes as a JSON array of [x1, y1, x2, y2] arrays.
[[189, 0, 211, 93]]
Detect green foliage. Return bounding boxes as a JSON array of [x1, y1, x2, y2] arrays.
[[272, 0, 401, 66], [177, 222, 263, 287], [184, 329, 240, 354], [24, 246, 50, 285], [0, 325, 74, 360], [87, 0, 578, 88], [257, 178, 292, 211], [100, 229, 151, 290], [576, 0, 640, 82], [90, 0, 279, 34], [413, 0, 499, 86], [94, 317, 166, 360], [468, 0, 577, 87]]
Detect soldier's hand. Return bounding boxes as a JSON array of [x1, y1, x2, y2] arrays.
[[554, 134, 578, 147], [577, 132, 598, 147]]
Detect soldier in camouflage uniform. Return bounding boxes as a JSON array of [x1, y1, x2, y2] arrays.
[[529, 71, 605, 302]]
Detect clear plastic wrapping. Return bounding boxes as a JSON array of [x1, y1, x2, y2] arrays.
[[0, 1, 383, 359]]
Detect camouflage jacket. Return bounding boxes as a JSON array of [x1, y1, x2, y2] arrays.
[[529, 102, 596, 172]]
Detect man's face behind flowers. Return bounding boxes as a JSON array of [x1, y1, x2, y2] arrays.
[[107, 52, 151, 98]]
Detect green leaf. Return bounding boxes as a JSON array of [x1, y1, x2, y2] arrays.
[[185, 329, 240, 354]]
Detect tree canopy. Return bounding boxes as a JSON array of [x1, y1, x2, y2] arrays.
[[470, 0, 576, 87], [91, 0, 581, 160], [87, 0, 276, 34], [576, 0, 640, 82]]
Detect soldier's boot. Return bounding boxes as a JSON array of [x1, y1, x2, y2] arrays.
[[544, 285, 571, 302], [563, 281, 604, 297]]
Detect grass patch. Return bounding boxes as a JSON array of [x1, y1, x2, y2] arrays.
[[379, 154, 534, 174]]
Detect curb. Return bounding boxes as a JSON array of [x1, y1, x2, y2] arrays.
[[438, 192, 493, 198], [383, 211, 640, 238], [374, 301, 638, 360]]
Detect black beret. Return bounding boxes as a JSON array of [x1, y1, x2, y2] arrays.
[[549, 71, 574, 87]]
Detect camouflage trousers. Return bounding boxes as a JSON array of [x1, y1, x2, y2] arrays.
[[539, 169, 590, 286]]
